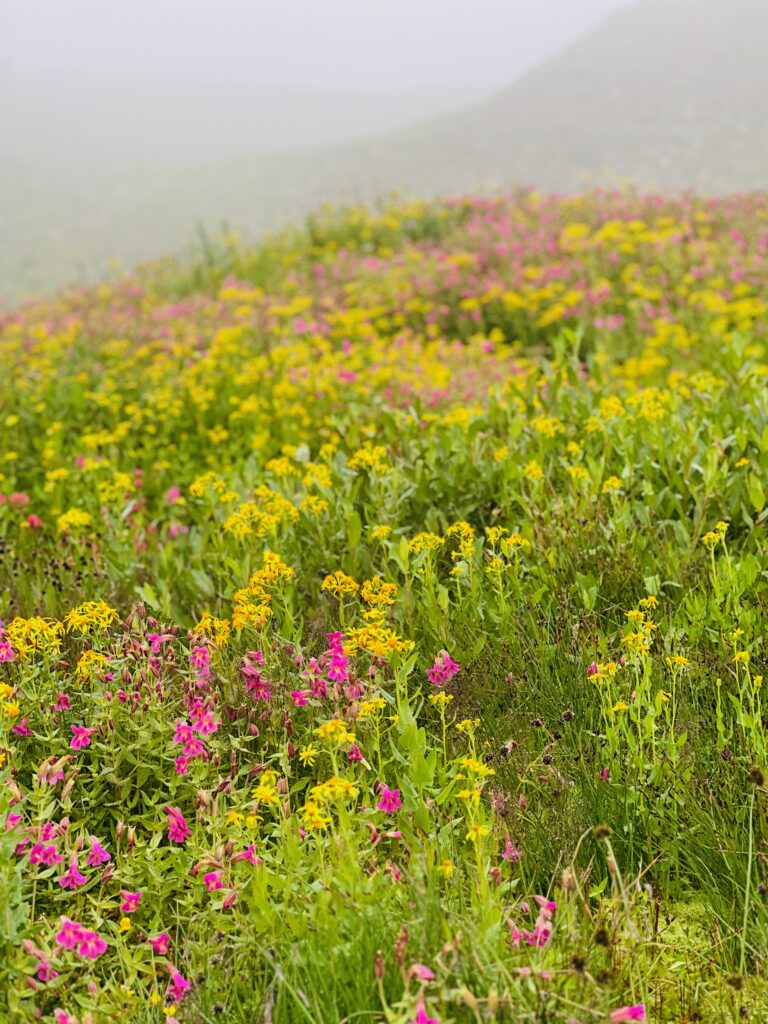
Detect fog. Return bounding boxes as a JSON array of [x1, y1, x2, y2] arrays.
[[3, 1, 629, 96], [6, 0, 762, 301]]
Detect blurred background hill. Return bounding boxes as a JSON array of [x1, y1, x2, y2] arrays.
[[2, 0, 766, 301]]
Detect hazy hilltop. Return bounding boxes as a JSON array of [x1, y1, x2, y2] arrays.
[[281, 0, 768, 197], [2, 0, 766, 300]]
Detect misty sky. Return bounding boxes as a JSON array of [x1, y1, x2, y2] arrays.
[[2, 0, 631, 96]]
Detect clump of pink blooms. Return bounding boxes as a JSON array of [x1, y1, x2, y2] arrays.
[[427, 651, 460, 687]]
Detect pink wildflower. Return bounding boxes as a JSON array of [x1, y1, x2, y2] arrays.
[[29, 842, 63, 866], [290, 689, 310, 706], [426, 651, 460, 687], [86, 837, 111, 866], [167, 970, 191, 1002], [55, 917, 85, 950], [413, 1003, 440, 1024], [204, 871, 224, 891], [77, 929, 107, 959], [166, 486, 181, 504], [501, 836, 523, 863], [148, 932, 170, 955], [58, 857, 87, 889], [120, 890, 141, 913], [377, 785, 402, 813], [12, 717, 31, 735], [166, 806, 191, 844], [409, 963, 435, 981], [610, 1009, 646, 1023], [70, 724, 93, 750], [0, 640, 15, 662]]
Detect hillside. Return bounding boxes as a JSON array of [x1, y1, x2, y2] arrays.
[[3, 0, 767, 301]]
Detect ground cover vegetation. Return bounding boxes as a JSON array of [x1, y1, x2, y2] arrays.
[[2, 190, 768, 1022]]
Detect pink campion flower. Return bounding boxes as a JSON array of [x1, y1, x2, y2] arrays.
[[9, 492, 30, 508], [5, 812, 23, 830], [12, 717, 31, 736], [55, 693, 71, 710], [166, 806, 191, 844], [426, 651, 460, 687], [147, 631, 171, 654], [173, 721, 195, 745], [70, 725, 93, 750], [191, 708, 219, 736], [204, 871, 224, 891], [174, 755, 190, 776], [189, 645, 211, 685], [501, 837, 523, 863], [167, 970, 191, 1002], [232, 843, 262, 866], [86, 838, 111, 866], [534, 895, 558, 916], [26, 514, 45, 529], [413, 1002, 440, 1024], [166, 486, 181, 504], [54, 1011, 74, 1024], [0, 640, 15, 662], [120, 890, 141, 913], [29, 843, 63, 866], [409, 963, 435, 981], [377, 785, 402, 813], [348, 744, 363, 763], [587, 661, 599, 677], [610, 1008, 646, 1023], [183, 737, 206, 758], [148, 932, 170, 955], [58, 857, 87, 889], [77, 929, 107, 959], [36, 957, 58, 982], [610, 1007, 647, 1024], [55, 918, 85, 950], [290, 689, 310, 706]]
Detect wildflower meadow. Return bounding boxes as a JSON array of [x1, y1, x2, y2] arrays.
[[3, 190, 768, 1023]]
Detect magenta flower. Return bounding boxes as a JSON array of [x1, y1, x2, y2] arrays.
[[55, 693, 71, 710], [409, 963, 435, 981], [377, 785, 402, 813], [610, 1008, 646, 1023], [426, 651, 460, 687], [166, 486, 181, 504], [58, 857, 87, 889], [120, 890, 141, 913], [77, 929, 107, 959], [501, 837, 523, 863], [54, 1011, 74, 1024], [12, 717, 31, 736], [290, 689, 311, 706], [166, 806, 191, 844], [36, 957, 58, 982], [167, 969, 191, 1002], [70, 724, 93, 750], [0, 640, 16, 662], [204, 871, 224, 891], [174, 755, 190, 776], [29, 842, 63, 866], [413, 1003, 440, 1024], [86, 837, 111, 866], [232, 843, 261, 865], [148, 932, 170, 955], [55, 917, 85, 950]]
